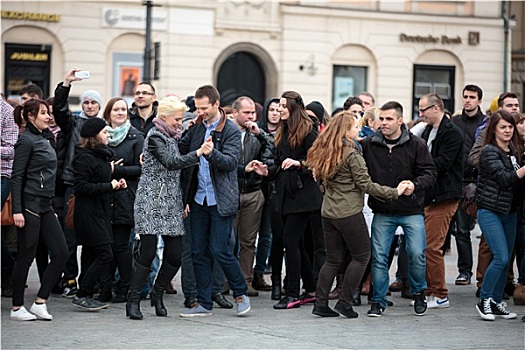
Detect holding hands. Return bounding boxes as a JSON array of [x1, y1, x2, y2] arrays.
[[396, 180, 415, 196], [197, 136, 214, 157]]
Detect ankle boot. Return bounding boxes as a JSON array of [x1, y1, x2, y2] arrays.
[[271, 275, 281, 300], [150, 261, 179, 317], [126, 263, 150, 320], [329, 274, 343, 300], [513, 284, 525, 305]]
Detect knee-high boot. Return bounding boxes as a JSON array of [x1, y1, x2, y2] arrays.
[[150, 261, 179, 317], [126, 263, 150, 320]]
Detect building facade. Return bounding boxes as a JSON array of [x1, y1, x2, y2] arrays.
[[1, 0, 509, 117]]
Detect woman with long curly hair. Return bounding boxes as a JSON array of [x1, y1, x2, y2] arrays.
[[257, 91, 322, 309], [305, 111, 407, 318]]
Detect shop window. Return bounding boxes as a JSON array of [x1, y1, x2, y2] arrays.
[[332, 65, 367, 111], [413, 65, 455, 119]]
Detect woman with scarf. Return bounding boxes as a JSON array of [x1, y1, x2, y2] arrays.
[[126, 96, 213, 320], [305, 112, 407, 318], [100, 97, 144, 303]]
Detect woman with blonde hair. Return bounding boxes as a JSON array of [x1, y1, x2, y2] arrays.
[[126, 96, 213, 320], [305, 111, 407, 318]]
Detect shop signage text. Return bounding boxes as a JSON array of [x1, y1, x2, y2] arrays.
[[1, 11, 61, 22], [102, 8, 167, 31], [9, 52, 49, 62], [399, 34, 462, 44]]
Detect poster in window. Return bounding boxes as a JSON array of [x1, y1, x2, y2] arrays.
[[120, 67, 140, 97]]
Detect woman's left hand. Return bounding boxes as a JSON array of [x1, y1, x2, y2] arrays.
[[281, 158, 300, 170]]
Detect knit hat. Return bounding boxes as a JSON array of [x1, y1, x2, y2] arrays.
[[80, 90, 103, 108], [489, 96, 499, 114], [80, 117, 107, 138], [306, 101, 325, 124]]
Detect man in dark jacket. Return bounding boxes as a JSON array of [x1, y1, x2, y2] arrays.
[[128, 82, 157, 135], [231, 96, 274, 295], [450, 85, 485, 286], [52, 68, 103, 298], [178, 85, 251, 317], [420, 93, 463, 309], [361, 101, 436, 317]]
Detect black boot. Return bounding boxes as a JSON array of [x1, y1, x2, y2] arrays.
[[126, 263, 150, 320], [150, 261, 179, 317], [271, 275, 281, 300], [352, 288, 362, 306]]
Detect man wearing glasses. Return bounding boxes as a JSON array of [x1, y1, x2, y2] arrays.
[[129, 82, 158, 135], [419, 93, 463, 309]]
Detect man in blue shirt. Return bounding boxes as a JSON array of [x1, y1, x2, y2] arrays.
[[179, 85, 251, 317]]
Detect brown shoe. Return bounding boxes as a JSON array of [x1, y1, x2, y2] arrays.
[[164, 282, 177, 294], [513, 284, 525, 305], [246, 283, 259, 297], [252, 274, 272, 291], [388, 280, 403, 292]]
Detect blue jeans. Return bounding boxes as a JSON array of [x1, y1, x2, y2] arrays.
[[371, 214, 427, 309], [182, 213, 230, 298], [477, 209, 516, 303], [254, 200, 272, 275], [516, 223, 525, 285], [190, 202, 247, 310]]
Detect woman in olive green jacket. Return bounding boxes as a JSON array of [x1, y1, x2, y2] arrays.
[[305, 111, 408, 318]]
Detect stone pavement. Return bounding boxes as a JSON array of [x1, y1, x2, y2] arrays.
[[1, 226, 525, 349]]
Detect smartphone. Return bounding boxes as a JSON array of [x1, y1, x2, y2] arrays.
[[74, 70, 90, 79]]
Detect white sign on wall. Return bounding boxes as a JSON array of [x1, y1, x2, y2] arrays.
[[102, 8, 168, 31]]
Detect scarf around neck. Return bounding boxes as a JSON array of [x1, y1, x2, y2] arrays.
[[153, 117, 182, 139], [108, 120, 131, 147]]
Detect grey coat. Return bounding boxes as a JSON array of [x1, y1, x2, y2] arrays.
[[134, 127, 199, 237]]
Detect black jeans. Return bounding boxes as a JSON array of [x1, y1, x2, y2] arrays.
[[112, 224, 133, 288], [282, 212, 316, 298], [77, 244, 113, 298], [449, 201, 474, 276], [316, 213, 370, 306], [12, 195, 68, 306]]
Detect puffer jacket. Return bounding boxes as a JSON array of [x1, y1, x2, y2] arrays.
[[476, 143, 521, 215], [179, 108, 240, 217]]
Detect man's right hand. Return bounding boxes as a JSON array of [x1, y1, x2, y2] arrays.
[[63, 68, 84, 87]]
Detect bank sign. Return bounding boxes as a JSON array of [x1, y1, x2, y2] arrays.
[[102, 8, 167, 31]]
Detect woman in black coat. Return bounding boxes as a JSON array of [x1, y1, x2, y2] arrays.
[[72, 117, 127, 311], [264, 91, 323, 309], [100, 97, 144, 303]]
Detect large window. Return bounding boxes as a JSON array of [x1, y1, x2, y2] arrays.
[[413, 65, 455, 119], [332, 65, 367, 111]]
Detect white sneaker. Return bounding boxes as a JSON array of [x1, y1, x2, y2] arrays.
[[30, 302, 53, 320], [427, 296, 450, 309], [10, 306, 37, 321]]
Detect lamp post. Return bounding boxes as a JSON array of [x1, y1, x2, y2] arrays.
[[143, 0, 153, 82]]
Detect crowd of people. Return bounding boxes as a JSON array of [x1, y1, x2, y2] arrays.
[[1, 69, 525, 323]]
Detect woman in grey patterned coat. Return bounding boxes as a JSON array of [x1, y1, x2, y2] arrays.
[[126, 96, 213, 320]]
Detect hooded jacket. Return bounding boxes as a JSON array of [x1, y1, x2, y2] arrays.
[[360, 125, 437, 215]]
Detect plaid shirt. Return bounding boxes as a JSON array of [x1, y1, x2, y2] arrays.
[[1, 99, 19, 178]]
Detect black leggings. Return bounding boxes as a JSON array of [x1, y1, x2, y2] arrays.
[[137, 235, 182, 269], [282, 212, 316, 298], [12, 196, 68, 306], [77, 244, 113, 298]]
